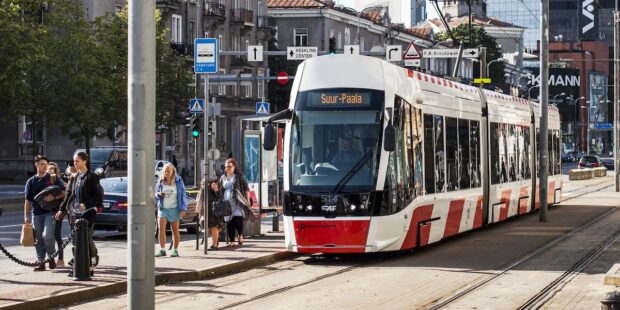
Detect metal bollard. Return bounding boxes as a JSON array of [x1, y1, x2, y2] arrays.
[[601, 291, 620, 309], [73, 218, 91, 281]]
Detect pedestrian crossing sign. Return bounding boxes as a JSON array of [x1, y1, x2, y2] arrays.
[[256, 101, 269, 115], [189, 99, 204, 113]]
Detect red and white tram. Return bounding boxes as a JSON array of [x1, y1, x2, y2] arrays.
[[263, 55, 562, 253]]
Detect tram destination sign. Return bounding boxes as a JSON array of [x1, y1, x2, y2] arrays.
[[287, 46, 318, 60], [423, 48, 479, 58], [307, 91, 372, 107]]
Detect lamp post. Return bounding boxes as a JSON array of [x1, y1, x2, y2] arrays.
[[581, 101, 596, 154], [572, 96, 586, 152], [485, 58, 505, 79], [552, 92, 566, 105]]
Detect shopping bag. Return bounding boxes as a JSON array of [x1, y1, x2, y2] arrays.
[[20, 223, 35, 247]]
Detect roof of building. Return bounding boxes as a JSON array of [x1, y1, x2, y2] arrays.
[[426, 15, 525, 30], [267, 0, 333, 9]]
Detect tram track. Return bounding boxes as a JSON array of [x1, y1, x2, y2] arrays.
[[424, 207, 619, 310]]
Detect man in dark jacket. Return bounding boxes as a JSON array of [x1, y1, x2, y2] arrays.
[[24, 155, 66, 271]]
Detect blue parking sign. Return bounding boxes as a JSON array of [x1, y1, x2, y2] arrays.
[[194, 38, 218, 73]]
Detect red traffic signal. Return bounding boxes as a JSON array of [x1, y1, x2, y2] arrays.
[[276, 71, 289, 85]]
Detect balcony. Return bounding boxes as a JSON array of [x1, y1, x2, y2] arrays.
[[171, 42, 193, 56], [256, 16, 272, 29], [155, 0, 179, 9], [230, 8, 253, 24], [204, 2, 225, 17]]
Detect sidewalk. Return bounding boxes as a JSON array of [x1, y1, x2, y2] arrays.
[[0, 227, 290, 310]]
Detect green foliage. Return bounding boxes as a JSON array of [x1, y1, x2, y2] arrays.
[[436, 24, 504, 83], [0, 1, 194, 152]]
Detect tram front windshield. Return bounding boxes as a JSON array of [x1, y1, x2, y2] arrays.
[[290, 88, 384, 191]]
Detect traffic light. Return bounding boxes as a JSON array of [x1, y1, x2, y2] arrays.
[[329, 37, 336, 54], [207, 119, 216, 136], [191, 117, 201, 138]]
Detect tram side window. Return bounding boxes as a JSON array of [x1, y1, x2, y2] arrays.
[[470, 120, 481, 188], [490, 122, 500, 184], [412, 108, 423, 196], [446, 117, 459, 191], [523, 127, 531, 179], [508, 124, 517, 182], [555, 131, 561, 174], [434, 115, 445, 193], [383, 99, 407, 214], [548, 131, 553, 175], [459, 119, 470, 189], [423, 114, 435, 194]]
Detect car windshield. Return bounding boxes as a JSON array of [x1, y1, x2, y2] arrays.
[[100, 178, 127, 193], [89, 149, 112, 164], [582, 156, 598, 163], [289, 88, 384, 191]]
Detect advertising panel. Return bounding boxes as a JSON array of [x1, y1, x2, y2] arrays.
[[524, 67, 581, 102], [579, 0, 598, 40]]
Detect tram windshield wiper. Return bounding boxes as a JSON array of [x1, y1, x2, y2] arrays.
[[331, 150, 374, 194]]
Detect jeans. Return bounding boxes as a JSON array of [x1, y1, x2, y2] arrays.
[[32, 213, 56, 262], [54, 218, 64, 260]]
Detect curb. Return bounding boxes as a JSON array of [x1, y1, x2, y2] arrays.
[[1, 251, 295, 309]]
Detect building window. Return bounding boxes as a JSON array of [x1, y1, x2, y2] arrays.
[[189, 21, 195, 44], [337, 32, 342, 49], [172, 14, 182, 43], [114, 4, 123, 13], [344, 28, 350, 45], [294, 28, 308, 46]]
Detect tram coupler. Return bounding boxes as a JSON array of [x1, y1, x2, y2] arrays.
[[73, 218, 91, 281], [601, 291, 620, 309]]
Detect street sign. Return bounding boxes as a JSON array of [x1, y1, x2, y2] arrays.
[[423, 48, 479, 58], [287, 46, 318, 60], [248, 45, 263, 62], [594, 122, 613, 129], [189, 99, 204, 113], [256, 101, 270, 115], [276, 71, 289, 85], [385, 45, 402, 62], [344, 45, 360, 55], [405, 60, 421, 67], [474, 78, 491, 84], [194, 38, 218, 73], [403, 42, 421, 59]]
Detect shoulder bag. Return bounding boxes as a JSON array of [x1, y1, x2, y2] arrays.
[[213, 200, 232, 218]]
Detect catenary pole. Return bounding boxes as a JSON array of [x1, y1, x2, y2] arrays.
[[539, 0, 549, 222], [127, 0, 156, 307], [614, 10, 620, 192]]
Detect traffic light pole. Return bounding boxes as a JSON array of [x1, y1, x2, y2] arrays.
[[539, 0, 550, 222], [203, 74, 209, 255]]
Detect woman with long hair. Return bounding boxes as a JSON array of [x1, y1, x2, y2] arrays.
[[155, 163, 187, 257], [57, 151, 103, 275], [47, 162, 66, 267], [196, 178, 224, 249], [220, 158, 251, 247]]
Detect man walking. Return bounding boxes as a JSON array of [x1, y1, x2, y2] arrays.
[[24, 155, 65, 271]]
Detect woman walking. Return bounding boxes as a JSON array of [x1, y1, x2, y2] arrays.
[[220, 158, 252, 247], [47, 162, 67, 267], [155, 163, 187, 257], [56, 152, 103, 275], [196, 178, 224, 249]]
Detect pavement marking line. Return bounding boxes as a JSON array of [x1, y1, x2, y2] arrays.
[[424, 207, 617, 310]]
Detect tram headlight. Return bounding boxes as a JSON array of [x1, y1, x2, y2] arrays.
[[298, 204, 304, 211], [306, 205, 313, 211], [350, 204, 357, 211]]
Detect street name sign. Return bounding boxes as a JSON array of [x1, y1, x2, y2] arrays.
[[248, 45, 263, 62], [256, 101, 270, 115], [423, 48, 479, 58], [385, 45, 402, 62], [344, 45, 360, 55], [189, 99, 204, 113], [287, 46, 318, 60], [194, 38, 218, 73]]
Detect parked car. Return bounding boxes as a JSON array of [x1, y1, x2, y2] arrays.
[[94, 177, 199, 233], [600, 158, 614, 170], [561, 152, 576, 163], [66, 147, 128, 179], [578, 155, 602, 168]]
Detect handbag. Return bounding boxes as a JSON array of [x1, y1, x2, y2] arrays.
[[213, 200, 232, 217], [20, 223, 35, 247]]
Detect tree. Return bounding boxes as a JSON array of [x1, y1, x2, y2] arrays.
[[435, 24, 504, 84]]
